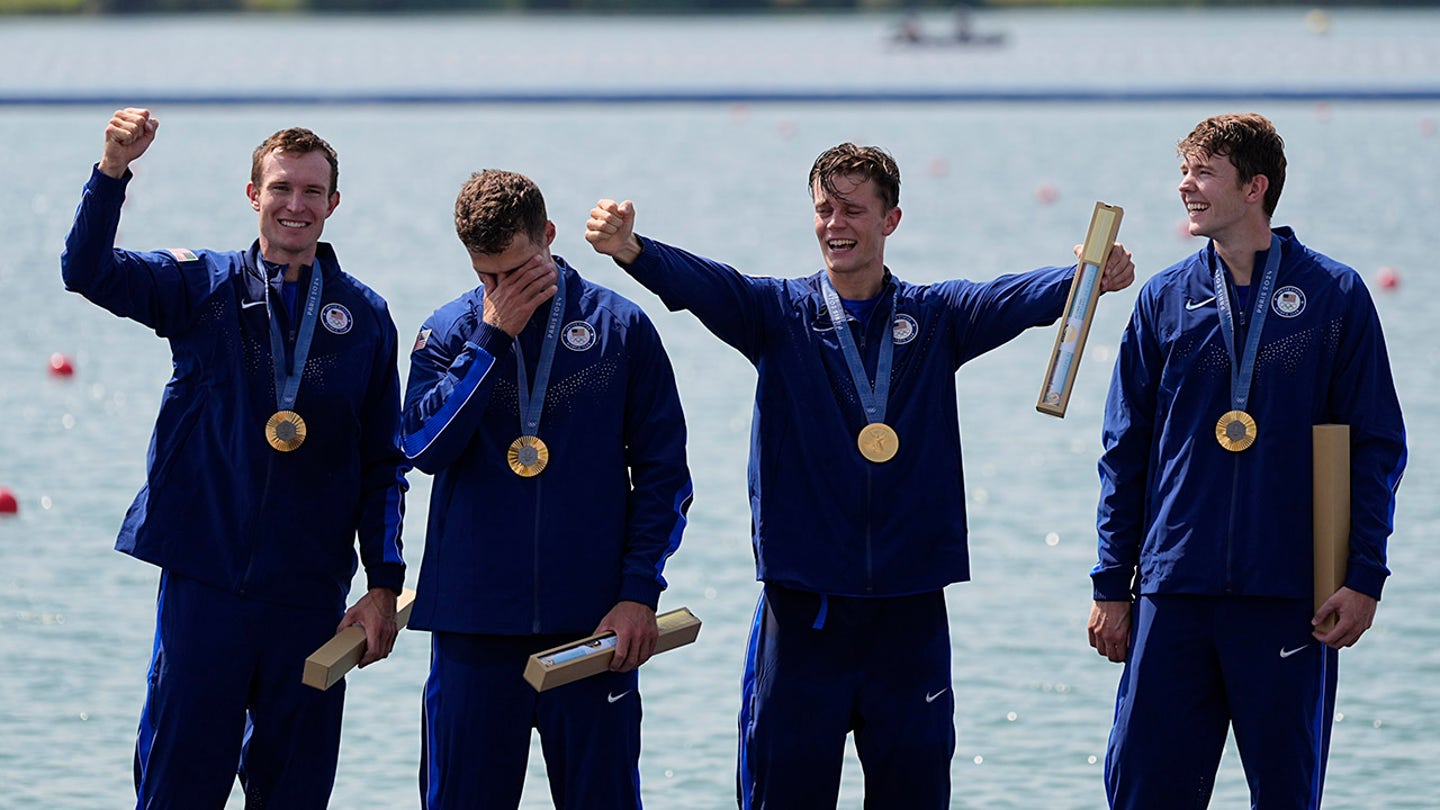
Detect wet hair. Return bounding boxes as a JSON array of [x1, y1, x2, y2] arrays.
[[454, 169, 548, 255], [1178, 113, 1286, 218], [250, 127, 339, 196], [808, 143, 901, 210]]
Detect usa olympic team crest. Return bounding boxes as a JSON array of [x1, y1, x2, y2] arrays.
[[1271, 286, 1306, 319], [891, 313, 919, 345], [562, 320, 598, 351], [321, 303, 354, 334]]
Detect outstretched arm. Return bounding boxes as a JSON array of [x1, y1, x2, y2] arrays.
[[62, 108, 224, 336], [588, 197, 775, 360]]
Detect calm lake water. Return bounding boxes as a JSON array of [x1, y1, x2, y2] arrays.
[[1, 7, 1438, 809]]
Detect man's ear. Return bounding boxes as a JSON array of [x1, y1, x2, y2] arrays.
[[1245, 174, 1270, 206], [883, 206, 902, 236]]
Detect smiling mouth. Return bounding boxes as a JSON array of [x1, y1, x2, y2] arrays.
[[827, 239, 857, 251], [279, 218, 310, 229], [1185, 202, 1209, 215]]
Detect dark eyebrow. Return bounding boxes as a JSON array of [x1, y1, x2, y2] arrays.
[[265, 179, 329, 193]]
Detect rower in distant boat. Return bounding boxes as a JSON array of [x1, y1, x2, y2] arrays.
[[888, 3, 1007, 48]]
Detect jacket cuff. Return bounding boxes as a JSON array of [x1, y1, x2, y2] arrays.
[[1091, 569, 1136, 602], [466, 319, 511, 357], [618, 574, 662, 611], [1343, 564, 1387, 601], [623, 234, 657, 271], [364, 562, 406, 596], [89, 164, 132, 191]]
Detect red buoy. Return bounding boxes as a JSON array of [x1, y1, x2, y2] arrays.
[[0, 487, 18, 515], [1375, 266, 1400, 290], [1035, 183, 1058, 205], [49, 353, 75, 377]]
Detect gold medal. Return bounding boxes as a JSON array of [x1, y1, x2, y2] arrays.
[[857, 422, 899, 463], [1215, 409, 1257, 452], [508, 435, 550, 477], [265, 410, 307, 452]]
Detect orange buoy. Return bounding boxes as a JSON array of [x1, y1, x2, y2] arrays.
[[49, 353, 75, 377], [0, 487, 18, 515]]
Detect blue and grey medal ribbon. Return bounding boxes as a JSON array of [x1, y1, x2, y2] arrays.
[[1212, 233, 1282, 452], [820, 277, 899, 463], [508, 268, 566, 477], [264, 262, 324, 452]]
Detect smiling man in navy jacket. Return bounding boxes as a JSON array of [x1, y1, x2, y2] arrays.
[[61, 108, 407, 808], [403, 169, 692, 809], [1088, 113, 1407, 809], [587, 143, 1133, 809]]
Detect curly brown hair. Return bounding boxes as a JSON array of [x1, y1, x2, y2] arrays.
[[808, 143, 901, 210], [454, 170, 549, 255], [1178, 113, 1286, 218], [250, 127, 339, 196]]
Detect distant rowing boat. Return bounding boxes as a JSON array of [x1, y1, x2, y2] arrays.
[[888, 12, 1007, 49], [889, 30, 1008, 48]]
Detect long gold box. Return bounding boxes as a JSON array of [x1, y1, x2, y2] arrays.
[[303, 588, 417, 691], [523, 607, 701, 692]]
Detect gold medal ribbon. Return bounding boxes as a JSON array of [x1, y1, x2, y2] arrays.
[[1211, 234, 1281, 453], [820, 277, 899, 464], [262, 254, 323, 452], [509, 263, 566, 477]]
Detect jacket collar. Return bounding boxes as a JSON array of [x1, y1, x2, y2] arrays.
[[243, 241, 339, 303]]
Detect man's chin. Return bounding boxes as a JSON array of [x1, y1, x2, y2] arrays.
[[270, 236, 320, 253]]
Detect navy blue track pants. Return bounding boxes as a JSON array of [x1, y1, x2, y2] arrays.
[[134, 572, 346, 809], [1105, 594, 1339, 810], [421, 631, 643, 809], [738, 585, 955, 809]]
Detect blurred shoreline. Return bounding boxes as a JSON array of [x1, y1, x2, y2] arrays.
[[7, 0, 1440, 17]]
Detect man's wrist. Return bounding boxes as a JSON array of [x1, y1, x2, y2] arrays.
[[614, 236, 644, 266], [97, 158, 129, 180]]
